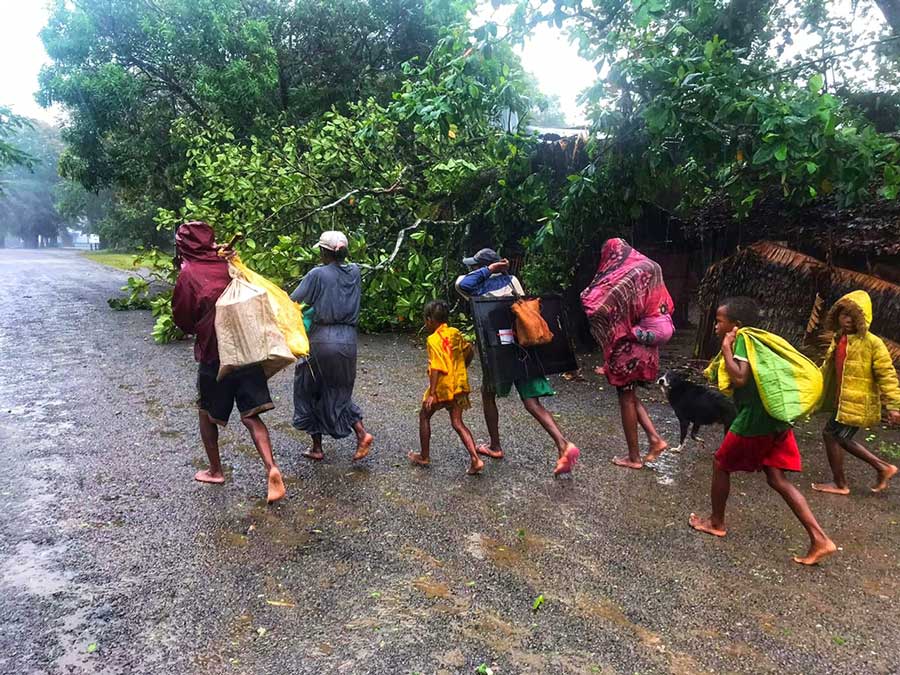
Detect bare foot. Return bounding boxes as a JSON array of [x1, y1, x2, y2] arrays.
[[689, 513, 727, 537], [467, 457, 485, 475], [811, 482, 850, 495], [643, 438, 669, 463], [476, 443, 504, 459], [872, 464, 898, 493], [353, 433, 374, 461], [267, 467, 286, 504], [593, 365, 605, 376], [612, 455, 643, 469], [302, 449, 324, 461], [408, 452, 430, 467], [793, 538, 837, 566], [553, 444, 580, 476], [194, 469, 225, 484]]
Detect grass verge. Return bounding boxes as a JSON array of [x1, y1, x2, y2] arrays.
[[81, 250, 139, 271]]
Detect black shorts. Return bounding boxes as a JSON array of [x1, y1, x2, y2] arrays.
[[197, 362, 273, 426], [824, 417, 859, 442]]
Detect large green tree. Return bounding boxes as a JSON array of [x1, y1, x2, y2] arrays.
[[0, 121, 65, 247], [493, 0, 900, 289], [37, 0, 470, 247], [154, 25, 539, 332]]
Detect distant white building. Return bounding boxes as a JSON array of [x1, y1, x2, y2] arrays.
[[528, 125, 590, 138], [68, 229, 101, 250]]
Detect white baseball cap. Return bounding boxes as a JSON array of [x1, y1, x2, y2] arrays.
[[315, 230, 348, 252]]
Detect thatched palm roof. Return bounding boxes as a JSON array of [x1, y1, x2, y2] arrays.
[[687, 192, 900, 258], [696, 241, 900, 364]]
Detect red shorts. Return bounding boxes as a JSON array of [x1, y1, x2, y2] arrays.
[[714, 430, 802, 473]]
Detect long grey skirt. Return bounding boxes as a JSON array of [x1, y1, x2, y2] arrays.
[[292, 340, 363, 439]]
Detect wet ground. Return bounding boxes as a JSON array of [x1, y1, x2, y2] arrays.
[[2, 249, 900, 675]]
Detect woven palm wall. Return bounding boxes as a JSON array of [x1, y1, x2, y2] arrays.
[[696, 242, 900, 364]]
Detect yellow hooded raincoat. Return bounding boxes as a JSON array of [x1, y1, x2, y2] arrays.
[[819, 290, 900, 427]]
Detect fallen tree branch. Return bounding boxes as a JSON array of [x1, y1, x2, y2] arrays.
[[749, 34, 900, 83], [358, 217, 464, 275], [263, 166, 410, 232]]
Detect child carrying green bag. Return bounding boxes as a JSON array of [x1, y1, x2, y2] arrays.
[[691, 297, 836, 566]]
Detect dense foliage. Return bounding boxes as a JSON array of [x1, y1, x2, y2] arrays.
[[37, 0, 471, 249], [503, 0, 900, 289], [36, 0, 900, 340], [0, 122, 65, 247], [155, 25, 539, 331], [0, 107, 35, 180]]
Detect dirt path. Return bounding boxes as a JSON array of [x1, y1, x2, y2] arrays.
[[1, 249, 899, 674]]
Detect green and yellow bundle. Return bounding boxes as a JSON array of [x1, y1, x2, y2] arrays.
[[705, 327, 823, 423]]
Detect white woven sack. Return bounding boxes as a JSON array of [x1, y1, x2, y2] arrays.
[[214, 276, 295, 381]]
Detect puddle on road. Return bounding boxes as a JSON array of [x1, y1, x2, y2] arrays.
[[54, 605, 105, 675], [144, 398, 164, 419], [647, 449, 684, 486], [1, 541, 72, 597], [215, 500, 319, 551]]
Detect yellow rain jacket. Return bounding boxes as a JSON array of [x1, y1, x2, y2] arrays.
[[819, 290, 900, 427]]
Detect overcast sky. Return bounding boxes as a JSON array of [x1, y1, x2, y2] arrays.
[[0, 1, 597, 127], [0, 0, 62, 124]]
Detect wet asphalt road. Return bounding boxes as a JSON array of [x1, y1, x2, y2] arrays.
[[2, 249, 900, 675]]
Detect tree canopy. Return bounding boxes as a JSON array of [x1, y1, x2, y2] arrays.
[[0, 107, 35, 181], [37, 0, 472, 248], [0, 121, 64, 247], [36, 0, 900, 339]]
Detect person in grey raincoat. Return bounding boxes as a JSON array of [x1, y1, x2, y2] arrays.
[[290, 231, 374, 461]]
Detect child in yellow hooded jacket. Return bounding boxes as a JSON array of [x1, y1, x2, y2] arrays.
[[408, 300, 484, 476], [812, 290, 900, 495]]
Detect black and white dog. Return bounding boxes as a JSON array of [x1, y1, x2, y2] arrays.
[[657, 370, 737, 452]]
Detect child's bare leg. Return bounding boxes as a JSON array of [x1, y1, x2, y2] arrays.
[[242, 414, 285, 503], [409, 405, 434, 467], [613, 388, 643, 468], [449, 406, 483, 475], [522, 397, 572, 458], [478, 390, 504, 458], [765, 467, 836, 565], [352, 420, 374, 461], [303, 433, 324, 461], [842, 438, 898, 492], [690, 459, 729, 536], [636, 396, 668, 461], [812, 430, 851, 495], [195, 411, 225, 484]]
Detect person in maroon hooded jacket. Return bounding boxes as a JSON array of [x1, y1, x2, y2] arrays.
[[171, 221, 286, 503]]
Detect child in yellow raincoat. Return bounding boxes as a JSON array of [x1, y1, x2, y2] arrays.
[[812, 291, 900, 495], [408, 300, 483, 475]]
